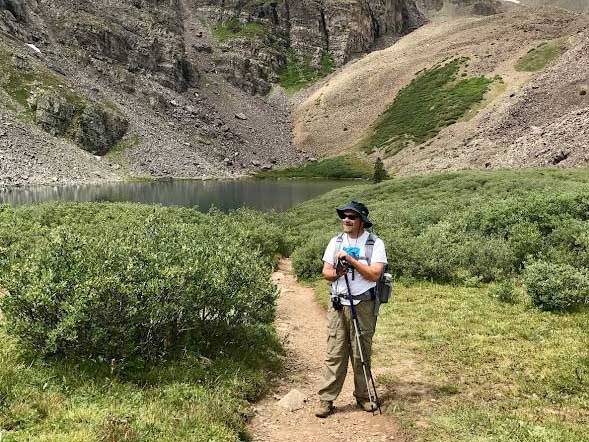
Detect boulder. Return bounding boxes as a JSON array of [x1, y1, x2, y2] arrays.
[[193, 42, 213, 53], [35, 93, 77, 136], [0, 0, 27, 22], [34, 92, 129, 155], [277, 389, 307, 412], [75, 103, 129, 155], [472, 0, 503, 15]]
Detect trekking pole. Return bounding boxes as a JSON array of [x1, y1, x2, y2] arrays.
[[342, 270, 382, 415]]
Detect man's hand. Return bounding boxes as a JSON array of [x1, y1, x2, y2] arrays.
[[335, 251, 384, 282], [323, 251, 384, 282], [336, 251, 350, 262], [335, 257, 349, 277], [323, 259, 347, 282]]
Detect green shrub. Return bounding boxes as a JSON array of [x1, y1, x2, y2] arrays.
[[359, 58, 494, 155], [515, 40, 566, 72], [506, 222, 544, 269], [278, 51, 335, 92], [291, 233, 334, 281], [0, 204, 280, 365], [413, 222, 464, 281], [460, 235, 516, 282], [524, 261, 589, 311], [280, 169, 589, 290], [546, 219, 589, 269], [488, 280, 518, 304]]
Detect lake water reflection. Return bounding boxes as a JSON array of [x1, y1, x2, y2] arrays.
[[0, 179, 354, 212]]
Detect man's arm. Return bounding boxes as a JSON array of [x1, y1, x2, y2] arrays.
[[336, 252, 384, 282], [322, 261, 346, 282]]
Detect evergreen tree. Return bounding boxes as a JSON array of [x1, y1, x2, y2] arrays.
[[373, 157, 388, 183]]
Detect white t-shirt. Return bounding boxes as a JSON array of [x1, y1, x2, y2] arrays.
[[322, 231, 388, 305]]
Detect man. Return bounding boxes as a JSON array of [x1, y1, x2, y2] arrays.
[[315, 201, 388, 418]]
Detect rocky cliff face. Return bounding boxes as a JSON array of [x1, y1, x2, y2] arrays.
[[0, 0, 307, 186], [283, 0, 425, 65], [195, 0, 425, 94], [0, 0, 428, 187], [416, 0, 507, 16], [46, 0, 196, 92]]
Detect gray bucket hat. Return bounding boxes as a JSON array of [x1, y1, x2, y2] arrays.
[[336, 200, 373, 228]]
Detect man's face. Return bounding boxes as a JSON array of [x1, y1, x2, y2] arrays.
[[341, 210, 362, 233]]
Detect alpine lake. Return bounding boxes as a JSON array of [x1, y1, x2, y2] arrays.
[[0, 179, 355, 211]]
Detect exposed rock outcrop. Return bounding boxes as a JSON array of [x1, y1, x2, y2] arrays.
[[0, 0, 31, 39], [0, 0, 303, 185], [0, 0, 27, 22], [417, 0, 506, 16], [34, 93, 77, 136], [34, 94, 129, 155], [75, 103, 129, 155], [0, 42, 129, 156], [214, 37, 284, 95], [46, 2, 195, 92], [196, 0, 425, 94], [472, 0, 504, 16]]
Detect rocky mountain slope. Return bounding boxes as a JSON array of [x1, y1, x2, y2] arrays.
[[400, 26, 589, 173], [1, 0, 586, 188], [194, 0, 426, 94], [0, 0, 432, 188], [292, 5, 588, 174], [0, 0, 306, 187]]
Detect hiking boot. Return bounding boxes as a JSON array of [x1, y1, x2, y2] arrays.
[[356, 399, 378, 412], [314, 400, 334, 418]]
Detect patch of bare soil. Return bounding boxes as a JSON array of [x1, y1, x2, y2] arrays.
[[248, 259, 405, 442], [293, 7, 586, 173]]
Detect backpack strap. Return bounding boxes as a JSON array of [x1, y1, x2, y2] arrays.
[[365, 233, 376, 265], [333, 233, 344, 265]]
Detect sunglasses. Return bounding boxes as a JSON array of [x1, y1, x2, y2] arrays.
[[341, 213, 359, 221]]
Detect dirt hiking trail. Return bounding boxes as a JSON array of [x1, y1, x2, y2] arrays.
[[248, 259, 404, 442]]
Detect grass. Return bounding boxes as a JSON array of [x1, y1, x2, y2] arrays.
[[255, 154, 373, 180], [278, 52, 335, 93], [0, 323, 282, 441], [371, 282, 589, 441], [290, 167, 589, 439], [0, 44, 86, 120], [516, 40, 567, 72], [105, 134, 142, 173], [309, 277, 589, 440], [212, 17, 269, 43], [358, 58, 493, 156]]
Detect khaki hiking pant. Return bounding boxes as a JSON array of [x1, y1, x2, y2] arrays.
[[318, 299, 377, 402]]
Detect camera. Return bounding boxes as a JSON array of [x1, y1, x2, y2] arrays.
[[336, 257, 349, 274], [331, 295, 343, 311]]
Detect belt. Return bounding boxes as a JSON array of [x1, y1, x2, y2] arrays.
[[339, 287, 375, 301]]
